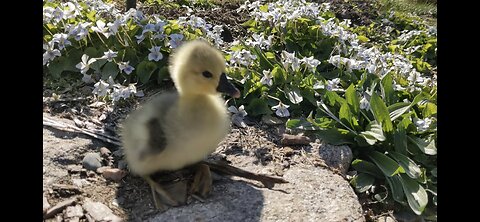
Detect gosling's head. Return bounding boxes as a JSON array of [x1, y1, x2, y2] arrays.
[[169, 39, 240, 98]]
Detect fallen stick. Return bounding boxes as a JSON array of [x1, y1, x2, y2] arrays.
[[202, 160, 288, 188], [43, 197, 79, 219], [280, 133, 311, 146], [43, 117, 122, 146]]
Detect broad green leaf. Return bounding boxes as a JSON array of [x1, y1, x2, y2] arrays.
[[315, 128, 355, 145], [271, 65, 286, 84], [156, 65, 170, 83], [368, 151, 402, 177], [358, 35, 370, 43], [388, 102, 410, 121], [353, 173, 375, 193], [394, 125, 408, 154], [360, 121, 385, 142], [408, 136, 437, 155], [286, 119, 319, 131], [246, 98, 272, 116], [324, 91, 346, 107], [411, 92, 430, 106], [90, 59, 107, 72], [345, 84, 360, 115], [389, 151, 421, 179], [423, 102, 437, 117], [381, 73, 395, 106], [386, 175, 406, 204], [47, 57, 68, 79], [399, 174, 428, 215], [259, 4, 268, 12], [136, 61, 157, 84], [370, 93, 394, 133], [285, 86, 303, 104], [265, 52, 275, 59], [86, 10, 96, 22], [252, 47, 274, 70], [339, 102, 354, 129], [84, 47, 99, 58], [101, 62, 119, 80], [351, 159, 384, 178]]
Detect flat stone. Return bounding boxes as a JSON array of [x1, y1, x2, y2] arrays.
[[102, 168, 127, 182], [65, 205, 84, 218], [82, 153, 102, 171], [83, 199, 122, 222], [145, 165, 364, 222]]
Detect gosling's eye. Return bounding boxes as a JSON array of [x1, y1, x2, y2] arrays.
[[202, 71, 213, 78]]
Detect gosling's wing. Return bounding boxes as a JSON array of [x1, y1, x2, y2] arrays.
[[138, 92, 178, 160], [145, 117, 167, 154]]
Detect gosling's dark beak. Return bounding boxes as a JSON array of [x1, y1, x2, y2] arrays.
[[217, 73, 240, 98]]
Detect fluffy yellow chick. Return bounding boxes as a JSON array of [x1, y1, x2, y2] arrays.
[[121, 39, 240, 210]]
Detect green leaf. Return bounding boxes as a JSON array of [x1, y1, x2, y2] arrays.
[[156, 65, 170, 83], [252, 47, 273, 70], [353, 173, 375, 193], [339, 102, 354, 129], [345, 84, 360, 115], [259, 4, 268, 12], [394, 124, 408, 154], [399, 174, 428, 215], [47, 57, 68, 79], [324, 91, 346, 107], [246, 98, 272, 116], [381, 73, 395, 106], [351, 159, 384, 178], [136, 61, 158, 84], [271, 65, 286, 84], [359, 121, 385, 145], [389, 151, 421, 179], [90, 59, 107, 72], [285, 86, 303, 104], [286, 119, 319, 131], [101, 62, 119, 80], [386, 175, 406, 204], [86, 10, 97, 22], [408, 136, 437, 155], [388, 102, 410, 121], [84, 47, 100, 58], [411, 92, 430, 106], [368, 151, 402, 177], [370, 93, 394, 133], [265, 52, 276, 59], [358, 35, 370, 43], [315, 128, 355, 145], [423, 102, 437, 117]]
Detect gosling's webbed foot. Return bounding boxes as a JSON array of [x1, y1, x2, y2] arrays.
[[143, 176, 179, 210], [189, 163, 212, 201]]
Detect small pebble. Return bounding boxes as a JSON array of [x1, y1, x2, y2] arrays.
[[102, 168, 127, 182], [82, 153, 102, 171], [99, 147, 111, 157]]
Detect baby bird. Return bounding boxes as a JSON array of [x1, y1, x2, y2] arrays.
[[121, 39, 240, 210]]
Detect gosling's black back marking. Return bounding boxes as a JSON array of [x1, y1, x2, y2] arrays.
[[147, 117, 167, 153]]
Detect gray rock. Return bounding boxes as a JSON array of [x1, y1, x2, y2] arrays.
[[82, 153, 102, 171], [145, 166, 364, 222], [65, 205, 84, 218], [83, 199, 122, 222], [316, 142, 353, 175]]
